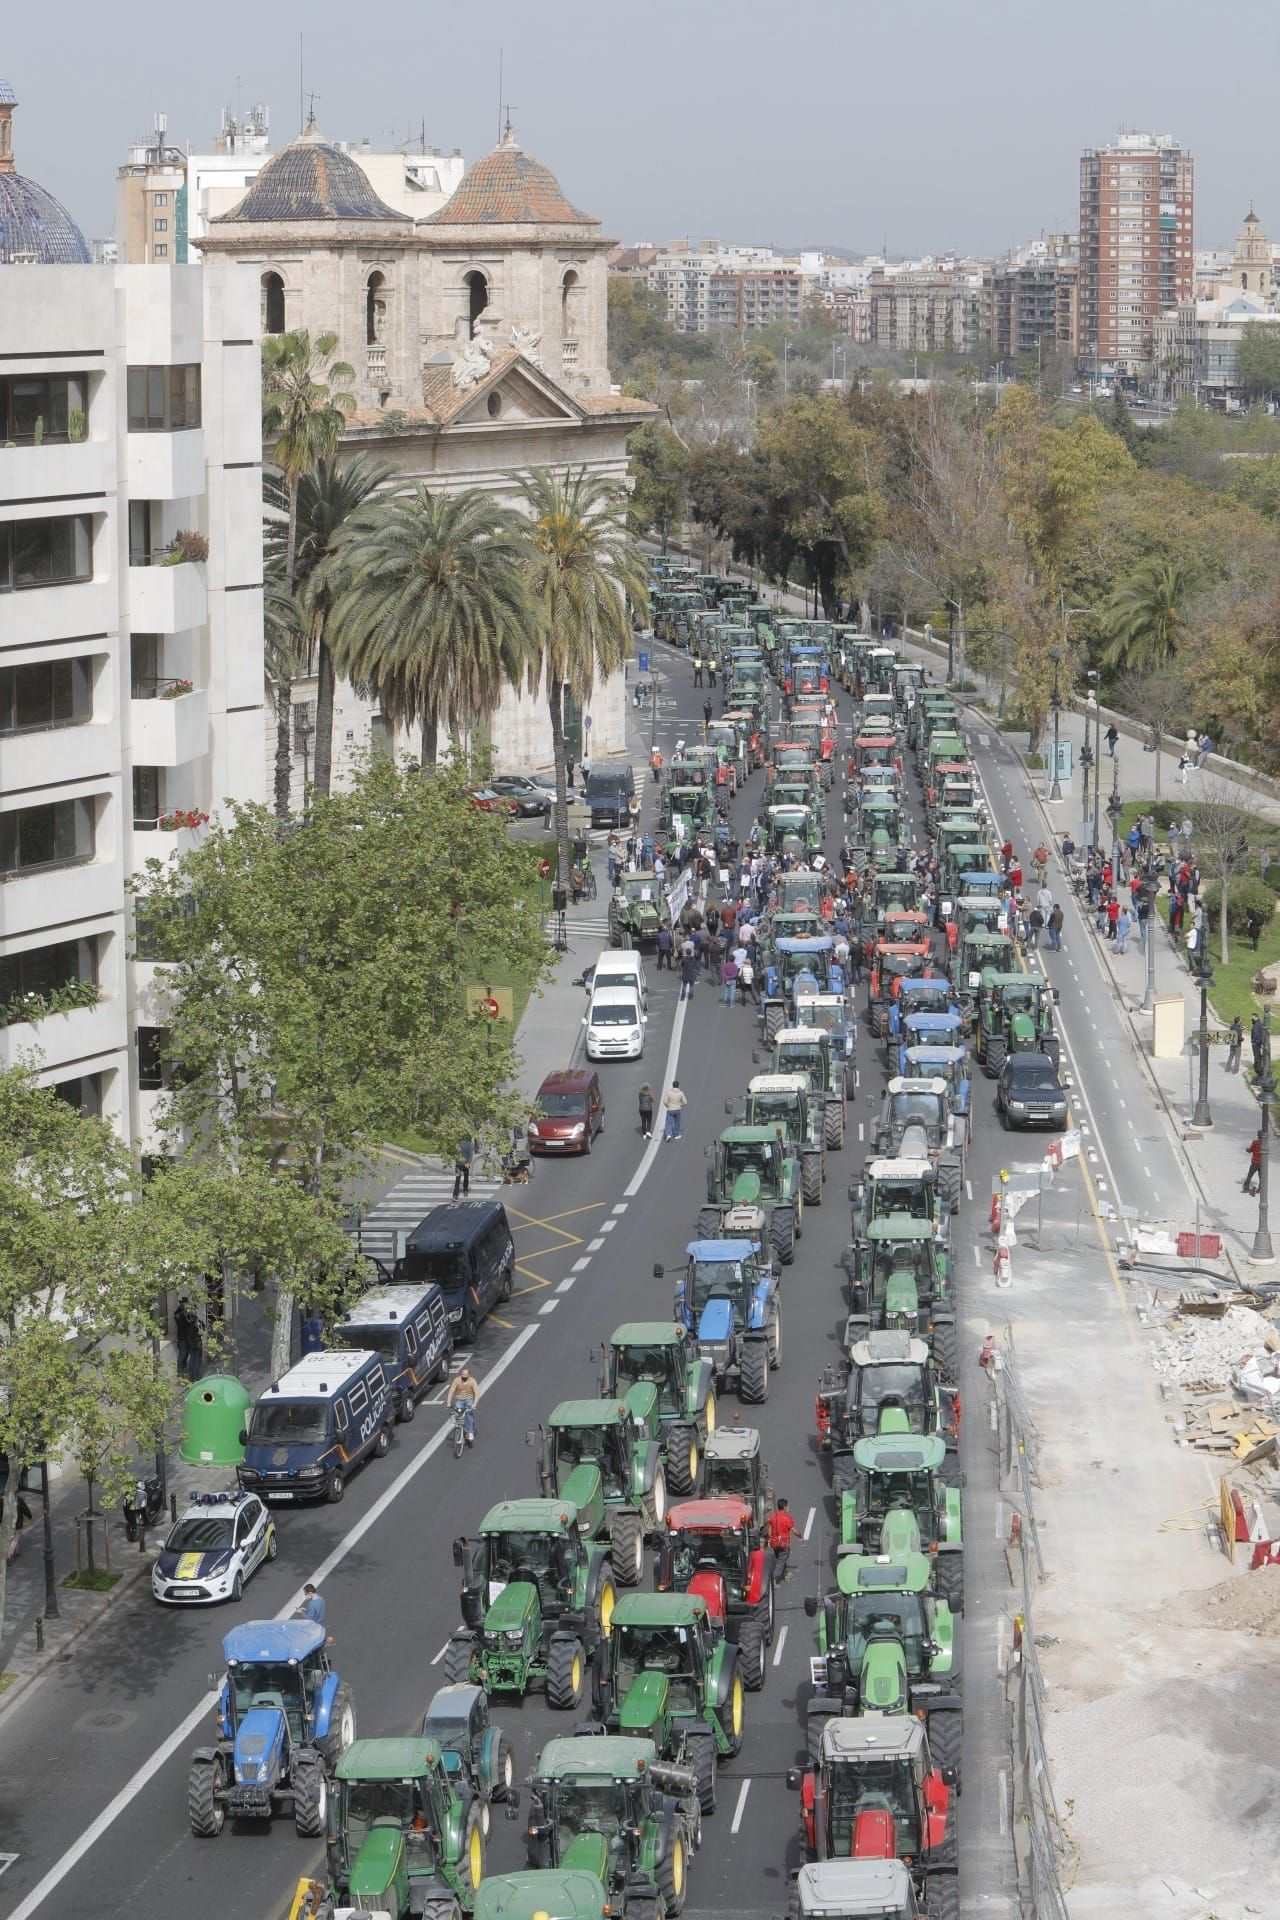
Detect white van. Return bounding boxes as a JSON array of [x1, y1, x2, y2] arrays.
[[585, 946, 649, 1011], [584, 983, 646, 1061]]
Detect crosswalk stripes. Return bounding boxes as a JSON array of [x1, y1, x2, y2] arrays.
[[350, 1161, 501, 1266]]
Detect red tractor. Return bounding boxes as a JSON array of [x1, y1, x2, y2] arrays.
[[655, 1497, 776, 1690]]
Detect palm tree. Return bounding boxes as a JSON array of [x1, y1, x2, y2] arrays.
[[1101, 557, 1196, 673], [518, 468, 649, 888], [261, 331, 355, 820], [323, 487, 533, 766], [266, 456, 397, 797], [262, 575, 305, 818]]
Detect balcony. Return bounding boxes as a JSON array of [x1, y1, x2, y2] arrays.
[[0, 992, 126, 1076], [126, 429, 205, 503], [2, 718, 115, 795], [367, 346, 387, 385], [2, 857, 122, 942], [128, 558, 206, 634], [129, 684, 209, 767], [0, 437, 111, 506]]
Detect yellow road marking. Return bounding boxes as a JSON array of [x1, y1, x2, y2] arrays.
[[488, 1314, 514, 1331], [1068, 1107, 1141, 1338]]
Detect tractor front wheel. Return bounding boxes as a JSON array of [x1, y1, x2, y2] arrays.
[[802, 1151, 823, 1206], [547, 1635, 586, 1710], [739, 1340, 769, 1404], [657, 1821, 689, 1916], [771, 1208, 796, 1267], [824, 1100, 845, 1150], [737, 1619, 766, 1691], [187, 1756, 224, 1838], [687, 1730, 718, 1813], [443, 1635, 476, 1685], [666, 1425, 698, 1495], [461, 1806, 485, 1898], [292, 1756, 328, 1838], [610, 1510, 644, 1586], [985, 1035, 1006, 1077], [320, 1682, 356, 1771], [696, 1206, 721, 1240]]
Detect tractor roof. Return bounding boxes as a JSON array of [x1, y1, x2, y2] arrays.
[[749, 1073, 810, 1097], [612, 1591, 707, 1630], [865, 1157, 934, 1180], [897, 978, 952, 997], [223, 1619, 324, 1665], [722, 1124, 786, 1144], [609, 1322, 684, 1347], [536, 1735, 658, 1781], [850, 1332, 929, 1368], [852, 1434, 947, 1472], [835, 1552, 932, 1597], [667, 1496, 752, 1532], [865, 1215, 936, 1243], [821, 1711, 925, 1762], [903, 1006, 962, 1025], [474, 1870, 611, 1920], [686, 1238, 760, 1263], [423, 1683, 485, 1721], [886, 1075, 948, 1095], [549, 1399, 630, 1428], [481, 1499, 581, 1534], [336, 1736, 441, 1782], [775, 1027, 830, 1047], [775, 937, 834, 954], [703, 1426, 760, 1460], [903, 1045, 967, 1067]]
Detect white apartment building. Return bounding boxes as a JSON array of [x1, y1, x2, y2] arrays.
[[0, 262, 265, 1149]]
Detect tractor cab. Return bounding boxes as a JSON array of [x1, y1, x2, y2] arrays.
[[221, 1620, 333, 1751], [794, 993, 856, 1064], [767, 803, 819, 859], [846, 1216, 953, 1351], [841, 1436, 962, 1561], [900, 1045, 970, 1116], [976, 971, 1061, 1073], [774, 869, 836, 917], [525, 1734, 700, 1901], [851, 1158, 940, 1229], [701, 1427, 774, 1530], [898, 1006, 964, 1054], [656, 1498, 775, 1660], [669, 1239, 782, 1406], [767, 937, 844, 1010], [873, 1077, 957, 1159], [840, 1334, 953, 1443], [791, 1714, 954, 1868], [324, 1736, 484, 1917], [807, 1555, 957, 1743]]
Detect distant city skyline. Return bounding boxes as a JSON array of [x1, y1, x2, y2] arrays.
[[6, 0, 1279, 256]]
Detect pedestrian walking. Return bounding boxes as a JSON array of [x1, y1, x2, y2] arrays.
[[1245, 1134, 1263, 1195], [1251, 1013, 1270, 1077], [174, 1296, 198, 1379], [679, 948, 698, 1000], [656, 924, 673, 972], [1047, 903, 1064, 952], [1115, 907, 1131, 955], [1226, 1016, 1244, 1074], [721, 955, 739, 1005], [663, 1081, 688, 1140], [1106, 723, 1119, 757], [703, 698, 713, 730], [1032, 844, 1050, 889], [453, 1135, 476, 1199], [739, 955, 758, 1004], [1177, 752, 1191, 784], [650, 748, 663, 782], [1027, 906, 1044, 950], [1036, 884, 1053, 921], [769, 1498, 797, 1582], [638, 1082, 656, 1138]]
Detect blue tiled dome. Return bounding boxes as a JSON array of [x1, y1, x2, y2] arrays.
[[0, 81, 91, 265]]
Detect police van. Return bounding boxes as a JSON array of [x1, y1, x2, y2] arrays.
[[335, 1282, 453, 1423], [395, 1200, 515, 1342], [237, 1350, 392, 1505]]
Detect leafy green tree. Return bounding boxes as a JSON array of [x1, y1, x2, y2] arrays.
[[323, 485, 530, 767], [754, 394, 880, 616], [261, 331, 356, 819], [135, 758, 547, 1374], [1101, 557, 1197, 671], [626, 422, 688, 550], [518, 468, 648, 887], [1237, 323, 1280, 405]]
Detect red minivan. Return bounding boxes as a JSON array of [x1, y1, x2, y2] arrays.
[[528, 1069, 605, 1155]]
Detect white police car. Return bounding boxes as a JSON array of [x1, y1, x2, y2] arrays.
[[151, 1490, 276, 1606]]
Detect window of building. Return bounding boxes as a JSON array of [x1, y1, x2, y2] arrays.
[[154, 218, 168, 233], [0, 516, 93, 592], [261, 271, 285, 335], [128, 500, 156, 566], [0, 656, 92, 734], [0, 796, 95, 878], [136, 1025, 171, 1091], [366, 270, 387, 346], [133, 890, 196, 961], [126, 365, 201, 431], [132, 766, 161, 828], [154, 193, 168, 207], [53, 1073, 103, 1117], [0, 373, 88, 444], [465, 271, 488, 340], [0, 936, 97, 1019], [154, 244, 168, 258]]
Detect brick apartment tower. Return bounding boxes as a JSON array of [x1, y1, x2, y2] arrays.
[[1079, 131, 1194, 376]]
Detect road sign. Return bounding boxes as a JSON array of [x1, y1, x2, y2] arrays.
[[480, 997, 500, 1019], [637, 650, 651, 673], [465, 985, 514, 1022], [584, 714, 593, 730]]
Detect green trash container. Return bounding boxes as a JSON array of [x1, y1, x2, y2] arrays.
[[180, 1374, 252, 1466]]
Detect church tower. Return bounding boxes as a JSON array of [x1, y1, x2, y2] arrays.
[[1234, 209, 1271, 300]]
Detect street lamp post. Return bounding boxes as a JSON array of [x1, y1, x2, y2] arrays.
[[1086, 670, 1103, 852], [1080, 741, 1094, 851], [1191, 941, 1214, 1129], [1049, 651, 1064, 802], [1253, 1063, 1276, 1263], [40, 1455, 58, 1620]]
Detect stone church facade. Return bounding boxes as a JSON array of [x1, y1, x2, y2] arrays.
[[196, 123, 653, 786]]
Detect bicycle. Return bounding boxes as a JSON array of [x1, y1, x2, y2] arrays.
[[450, 1400, 472, 1460]]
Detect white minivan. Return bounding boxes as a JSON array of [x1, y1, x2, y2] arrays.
[[584, 983, 646, 1061], [585, 946, 649, 1011]]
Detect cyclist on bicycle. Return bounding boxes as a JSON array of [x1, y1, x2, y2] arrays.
[[445, 1366, 479, 1447]]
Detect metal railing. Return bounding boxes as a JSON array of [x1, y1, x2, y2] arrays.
[[130, 676, 194, 701]]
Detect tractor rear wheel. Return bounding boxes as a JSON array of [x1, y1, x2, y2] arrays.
[[460, 1806, 485, 1898], [657, 1822, 689, 1916], [768, 1305, 782, 1370], [687, 1730, 718, 1813], [187, 1756, 224, 1838], [740, 1340, 769, 1404], [933, 1320, 959, 1380], [420, 1901, 463, 1920], [770, 1209, 795, 1267], [610, 1510, 644, 1586], [547, 1635, 587, 1710], [927, 1709, 963, 1780], [936, 1554, 963, 1612], [938, 1159, 962, 1209], [292, 1756, 328, 1838], [824, 1100, 844, 1150], [696, 1206, 721, 1240], [802, 1151, 823, 1206], [867, 1003, 884, 1038], [666, 1425, 698, 1495], [489, 1733, 515, 1800], [722, 1668, 746, 1756], [765, 1004, 784, 1042], [443, 1635, 476, 1685], [319, 1682, 356, 1771], [928, 1877, 960, 1920], [832, 1451, 857, 1495], [985, 1035, 1006, 1077], [737, 1619, 766, 1691]]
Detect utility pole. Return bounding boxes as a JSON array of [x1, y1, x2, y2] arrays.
[[1086, 669, 1102, 851], [1253, 1059, 1276, 1263], [1191, 939, 1214, 1129], [1049, 650, 1064, 802]]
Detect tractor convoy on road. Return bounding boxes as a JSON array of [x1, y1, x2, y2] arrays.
[[208, 569, 1029, 1920]]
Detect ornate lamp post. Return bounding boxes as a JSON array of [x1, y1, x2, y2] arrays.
[[1049, 650, 1064, 803], [1191, 939, 1215, 1129], [1087, 670, 1103, 853], [1253, 1061, 1277, 1264], [1080, 741, 1094, 850]]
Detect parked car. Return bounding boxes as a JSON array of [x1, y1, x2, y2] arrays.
[[491, 775, 552, 817], [528, 1068, 606, 1154], [996, 1051, 1068, 1130], [468, 787, 520, 815]]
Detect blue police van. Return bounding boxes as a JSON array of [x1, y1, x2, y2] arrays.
[[394, 1200, 515, 1343], [335, 1282, 453, 1423], [237, 1350, 392, 1505]]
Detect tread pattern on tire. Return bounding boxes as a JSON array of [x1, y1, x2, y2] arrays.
[[666, 1426, 697, 1496], [737, 1619, 766, 1691], [610, 1510, 644, 1587], [739, 1340, 769, 1404], [187, 1758, 222, 1838], [547, 1635, 586, 1710], [443, 1637, 475, 1686], [802, 1154, 823, 1205], [293, 1757, 326, 1837]]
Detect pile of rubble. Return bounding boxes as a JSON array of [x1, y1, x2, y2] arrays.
[[1150, 1301, 1276, 1394]]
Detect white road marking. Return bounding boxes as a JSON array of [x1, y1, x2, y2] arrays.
[[612, 1202, 628, 1215], [730, 1778, 752, 1835], [772, 1625, 788, 1668], [556, 1277, 576, 1294], [588, 1238, 606, 1251], [5, 1324, 542, 1920], [964, 1178, 973, 1202], [803, 1506, 816, 1541], [624, 997, 690, 1199], [601, 1219, 616, 1233], [573, 1257, 592, 1272], [973, 1245, 982, 1266], [539, 1300, 559, 1315], [858, 1122, 864, 1143], [430, 1639, 451, 1666]]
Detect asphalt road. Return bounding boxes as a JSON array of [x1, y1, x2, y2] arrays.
[[0, 646, 1021, 1920]]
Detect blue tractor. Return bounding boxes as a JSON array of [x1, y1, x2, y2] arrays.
[[901, 1043, 971, 1122], [762, 936, 846, 1041], [668, 1237, 782, 1405], [188, 1619, 355, 1839]]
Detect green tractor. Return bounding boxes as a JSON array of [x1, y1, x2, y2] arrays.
[[596, 1322, 719, 1496], [443, 1496, 617, 1707], [596, 1590, 746, 1811], [804, 1551, 959, 1753], [608, 874, 665, 950], [766, 803, 821, 860], [535, 1397, 670, 1585], [843, 1216, 956, 1379], [698, 1124, 803, 1265], [974, 970, 1061, 1074], [772, 1025, 848, 1150], [741, 1072, 826, 1205], [473, 1870, 617, 1920], [849, 1155, 951, 1252], [817, 1331, 959, 1493], [953, 928, 1016, 1006], [869, 1077, 966, 1195], [524, 1735, 701, 1919], [299, 1735, 486, 1920], [838, 1437, 963, 1607]]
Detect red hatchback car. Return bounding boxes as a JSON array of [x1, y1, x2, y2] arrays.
[[527, 1069, 605, 1155]]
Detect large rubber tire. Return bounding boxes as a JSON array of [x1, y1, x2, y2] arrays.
[[868, 1002, 884, 1038], [667, 1425, 698, 1496], [722, 1668, 746, 1756], [589, 1571, 617, 1643], [824, 1100, 845, 1150], [927, 1709, 963, 1781], [938, 1159, 962, 1209], [460, 1805, 485, 1899], [737, 1619, 766, 1691], [807, 1699, 839, 1763], [933, 1320, 959, 1381], [936, 1554, 963, 1612], [771, 1208, 796, 1267], [687, 1730, 718, 1813], [985, 1035, 1006, 1078], [928, 1878, 960, 1920], [293, 1757, 328, 1838], [188, 1756, 224, 1838], [832, 1451, 857, 1495], [696, 1206, 721, 1240], [443, 1635, 476, 1686], [610, 1510, 644, 1587], [490, 1733, 515, 1800], [802, 1151, 823, 1206], [646, 1467, 668, 1531], [739, 1340, 769, 1404], [657, 1821, 689, 1917], [547, 1636, 587, 1710], [765, 1004, 784, 1042], [320, 1682, 356, 1771], [768, 1306, 782, 1370], [420, 1901, 463, 1920]]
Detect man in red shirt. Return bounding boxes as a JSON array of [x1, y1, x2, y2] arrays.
[[769, 1497, 797, 1582], [1245, 1135, 1263, 1195]]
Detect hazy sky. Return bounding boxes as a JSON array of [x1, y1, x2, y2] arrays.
[[8, 0, 1280, 255]]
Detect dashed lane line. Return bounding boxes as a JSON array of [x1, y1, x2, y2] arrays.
[[803, 1506, 816, 1541], [730, 1779, 752, 1835], [587, 1238, 606, 1252], [556, 1277, 576, 1294], [573, 1257, 592, 1272], [772, 1625, 788, 1669]]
